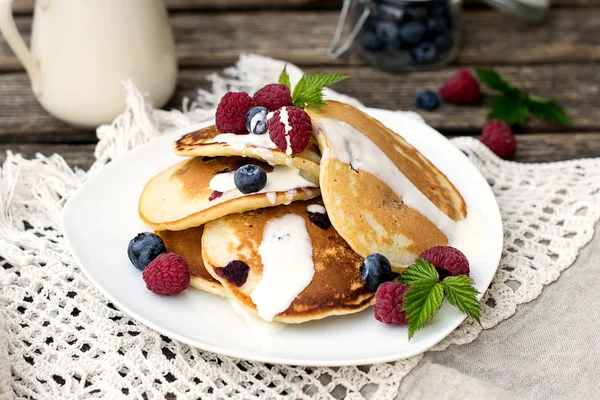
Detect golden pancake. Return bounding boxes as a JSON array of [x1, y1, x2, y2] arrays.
[[173, 125, 321, 184], [157, 227, 226, 297], [139, 156, 320, 231], [306, 101, 467, 271], [201, 199, 375, 324]]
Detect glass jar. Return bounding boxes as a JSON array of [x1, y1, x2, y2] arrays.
[[328, 0, 549, 73]]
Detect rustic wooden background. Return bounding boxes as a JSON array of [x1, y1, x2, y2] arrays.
[[0, 0, 599, 169]]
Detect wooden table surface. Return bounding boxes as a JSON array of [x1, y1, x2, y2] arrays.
[[1, 0, 599, 169]]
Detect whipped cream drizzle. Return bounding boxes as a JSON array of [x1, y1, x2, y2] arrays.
[[212, 133, 277, 152], [251, 214, 315, 321], [228, 299, 287, 334], [307, 204, 326, 214], [279, 107, 293, 156], [208, 165, 318, 196]]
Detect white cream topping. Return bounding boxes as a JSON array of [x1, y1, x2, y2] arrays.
[[317, 118, 458, 240], [266, 192, 277, 204], [228, 299, 287, 334], [251, 214, 315, 321], [208, 165, 317, 196], [212, 133, 277, 151], [279, 107, 293, 156], [307, 204, 326, 214]]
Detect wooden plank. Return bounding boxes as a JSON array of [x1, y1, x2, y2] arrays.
[[10, 0, 599, 13], [0, 63, 596, 142], [0, 143, 96, 170], [0, 8, 599, 71], [3, 133, 600, 168]]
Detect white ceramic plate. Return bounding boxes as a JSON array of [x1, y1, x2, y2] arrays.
[[63, 108, 503, 366]]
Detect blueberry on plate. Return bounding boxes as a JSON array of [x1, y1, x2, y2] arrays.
[[415, 89, 440, 111], [359, 30, 386, 52], [234, 164, 267, 194], [245, 106, 269, 135], [411, 42, 438, 64], [434, 31, 454, 53], [398, 20, 426, 45], [127, 232, 166, 271], [360, 253, 393, 291]]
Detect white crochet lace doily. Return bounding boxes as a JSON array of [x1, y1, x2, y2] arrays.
[[1, 55, 599, 400]]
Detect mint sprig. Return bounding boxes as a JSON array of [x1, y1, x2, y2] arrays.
[[475, 68, 570, 126], [278, 64, 291, 91], [399, 258, 439, 286], [277, 65, 349, 109], [400, 259, 481, 340]]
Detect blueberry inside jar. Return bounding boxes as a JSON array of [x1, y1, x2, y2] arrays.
[[351, 0, 461, 73]]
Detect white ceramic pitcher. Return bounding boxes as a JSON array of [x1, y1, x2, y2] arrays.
[[0, 0, 178, 128]]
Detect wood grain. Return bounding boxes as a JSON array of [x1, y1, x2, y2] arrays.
[[9, 0, 599, 13], [0, 63, 595, 142], [3, 133, 600, 169], [1, 8, 599, 71]]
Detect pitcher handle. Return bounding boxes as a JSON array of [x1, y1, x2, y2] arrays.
[[0, 0, 42, 94]]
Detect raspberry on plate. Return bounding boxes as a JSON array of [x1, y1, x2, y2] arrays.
[[420, 246, 470, 280], [142, 253, 191, 295], [253, 84, 292, 112], [215, 92, 256, 134], [439, 70, 481, 105], [374, 282, 409, 324], [480, 119, 517, 159], [267, 106, 312, 155]]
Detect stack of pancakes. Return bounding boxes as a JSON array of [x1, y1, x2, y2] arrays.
[[138, 101, 466, 324]]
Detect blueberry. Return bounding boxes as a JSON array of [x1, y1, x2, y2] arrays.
[[434, 32, 454, 53], [375, 20, 399, 43], [411, 42, 438, 64], [245, 106, 269, 135], [234, 164, 267, 194], [359, 30, 386, 52], [415, 90, 440, 111], [398, 21, 426, 45], [427, 17, 448, 35], [127, 232, 166, 271], [360, 253, 393, 291]]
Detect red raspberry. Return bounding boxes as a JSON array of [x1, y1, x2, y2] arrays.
[[439, 70, 481, 105], [142, 253, 191, 295], [480, 119, 517, 159], [374, 282, 409, 325], [215, 92, 256, 134], [253, 84, 292, 112], [267, 106, 312, 154], [420, 246, 470, 280]]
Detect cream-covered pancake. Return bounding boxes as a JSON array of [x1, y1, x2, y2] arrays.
[[173, 125, 321, 184], [306, 101, 467, 271], [201, 199, 375, 324], [139, 156, 320, 231], [157, 227, 226, 297]]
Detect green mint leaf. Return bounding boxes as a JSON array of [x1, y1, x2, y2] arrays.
[[294, 88, 327, 109], [475, 68, 522, 98], [292, 73, 349, 109], [488, 95, 530, 125], [402, 279, 444, 339], [399, 258, 439, 286], [278, 64, 291, 90], [526, 95, 571, 126], [442, 275, 481, 324]]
